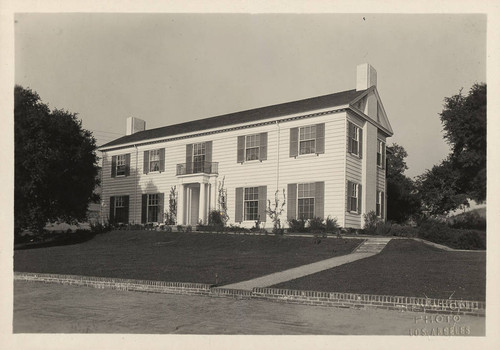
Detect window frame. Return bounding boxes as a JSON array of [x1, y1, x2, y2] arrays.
[[245, 134, 261, 161], [377, 140, 385, 168], [147, 193, 160, 223], [349, 182, 359, 213], [299, 125, 317, 155], [193, 142, 206, 173], [297, 183, 315, 220], [114, 196, 127, 223], [348, 122, 360, 157], [149, 149, 161, 172], [376, 191, 382, 218], [243, 187, 259, 221], [116, 155, 126, 177]]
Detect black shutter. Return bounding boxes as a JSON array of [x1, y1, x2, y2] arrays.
[[357, 184, 362, 214], [159, 148, 165, 172], [314, 182, 324, 218], [316, 123, 325, 154], [382, 143, 386, 169], [186, 144, 193, 173], [124, 196, 129, 223], [237, 136, 245, 163], [347, 122, 353, 154], [235, 187, 243, 222], [289, 128, 298, 157], [159, 193, 165, 223], [258, 186, 267, 222], [141, 194, 147, 224], [381, 192, 385, 219], [259, 133, 267, 161], [111, 156, 117, 178], [287, 183, 297, 220], [143, 151, 149, 174], [109, 196, 115, 223], [125, 154, 131, 176], [358, 128, 363, 159], [347, 181, 353, 212], [205, 141, 212, 163]]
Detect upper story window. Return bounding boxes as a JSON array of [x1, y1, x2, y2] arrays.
[[289, 123, 325, 158], [193, 142, 206, 173], [112, 154, 130, 178], [299, 125, 316, 155], [237, 132, 268, 163], [144, 148, 165, 174], [377, 140, 386, 168], [298, 183, 315, 220], [149, 149, 161, 172], [347, 122, 363, 158]]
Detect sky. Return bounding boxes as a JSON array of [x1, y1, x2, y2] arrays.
[[14, 13, 486, 178]]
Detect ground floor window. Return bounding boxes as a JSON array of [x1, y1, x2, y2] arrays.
[[298, 183, 315, 219], [147, 194, 160, 222], [348, 181, 361, 213], [244, 187, 259, 221], [376, 191, 384, 218], [110, 195, 129, 223]]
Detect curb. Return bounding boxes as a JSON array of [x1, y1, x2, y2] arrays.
[[15, 272, 485, 317]]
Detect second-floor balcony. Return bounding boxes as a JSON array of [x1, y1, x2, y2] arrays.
[[176, 161, 219, 176]]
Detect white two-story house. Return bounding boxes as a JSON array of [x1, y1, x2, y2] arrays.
[[98, 63, 393, 229]]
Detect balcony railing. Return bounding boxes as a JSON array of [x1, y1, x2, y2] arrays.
[[176, 161, 219, 176]]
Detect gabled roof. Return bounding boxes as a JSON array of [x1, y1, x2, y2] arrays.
[[100, 88, 367, 149]]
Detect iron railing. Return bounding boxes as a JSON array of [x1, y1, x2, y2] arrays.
[[176, 161, 219, 176]]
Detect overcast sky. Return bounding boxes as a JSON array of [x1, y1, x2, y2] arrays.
[[14, 13, 486, 178]]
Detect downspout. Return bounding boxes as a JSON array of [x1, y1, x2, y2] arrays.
[[134, 144, 138, 224], [276, 120, 280, 190]]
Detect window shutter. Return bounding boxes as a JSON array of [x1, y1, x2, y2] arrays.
[[358, 128, 363, 159], [347, 181, 353, 212], [287, 183, 297, 220], [382, 143, 386, 169], [357, 184, 362, 214], [109, 196, 115, 223], [314, 181, 324, 218], [205, 141, 212, 163], [159, 148, 165, 172], [141, 194, 147, 224], [259, 132, 267, 161], [124, 196, 129, 223], [258, 186, 267, 222], [111, 156, 117, 178], [381, 192, 385, 219], [316, 123, 325, 154], [289, 128, 298, 158], [237, 136, 245, 163], [159, 193, 165, 223], [235, 187, 243, 223], [125, 154, 131, 176], [186, 144, 193, 173], [143, 151, 149, 174], [347, 122, 352, 154]]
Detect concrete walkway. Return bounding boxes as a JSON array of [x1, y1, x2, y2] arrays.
[[222, 237, 392, 291]]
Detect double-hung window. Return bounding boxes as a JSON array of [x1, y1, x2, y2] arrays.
[[376, 191, 385, 218], [245, 134, 260, 161], [348, 122, 360, 156], [377, 140, 386, 168], [299, 125, 317, 155], [244, 187, 259, 221], [347, 181, 361, 213], [116, 155, 126, 176], [114, 196, 126, 223], [298, 183, 315, 220], [149, 149, 161, 172], [193, 143, 206, 173], [147, 194, 160, 223]]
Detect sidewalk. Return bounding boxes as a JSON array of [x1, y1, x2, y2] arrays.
[[222, 237, 392, 290]]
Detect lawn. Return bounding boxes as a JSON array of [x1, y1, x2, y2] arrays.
[[14, 230, 362, 285], [272, 239, 486, 301]]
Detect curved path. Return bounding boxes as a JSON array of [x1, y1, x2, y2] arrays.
[[222, 237, 391, 290]]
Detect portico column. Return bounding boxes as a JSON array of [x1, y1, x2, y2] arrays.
[[212, 177, 218, 211], [199, 182, 206, 224], [177, 184, 184, 225]]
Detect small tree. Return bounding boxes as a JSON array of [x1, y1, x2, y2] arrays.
[[165, 185, 177, 225], [217, 176, 229, 225], [266, 189, 286, 234]]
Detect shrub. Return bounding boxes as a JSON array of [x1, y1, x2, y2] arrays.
[[209, 210, 225, 227], [449, 211, 486, 231], [325, 216, 339, 234], [456, 231, 486, 250], [185, 225, 193, 233], [390, 224, 419, 237], [375, 221, 392, 236], [363, 211, 380, 235], [164, 225, 173, 233], [287, 218, 306, 233], [418, 218, 454, 245], [307, 217, 325, 234], [176, 225, 184, 232]]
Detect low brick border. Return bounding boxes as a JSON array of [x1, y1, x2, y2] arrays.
[[14, 272, 485, 316]]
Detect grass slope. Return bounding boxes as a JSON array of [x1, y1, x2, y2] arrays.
[[272, 239, 486, 301], [14, 230, 361, 285]]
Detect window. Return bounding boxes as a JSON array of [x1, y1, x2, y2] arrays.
[[147, 194, 160, 223], [114, 196, 127, 223], [348, 181, 361, 213], [377, 140, 385, 168], [116, 155, 126, 176], [149, 149, 161, 172], [193, 142, 206, 173], [348, 122, 360, 156], [244, 187, 259, 221], [298, 183, 315, 219], [376, 191, 384, 218], [245, 134, 260, 161], [299, 125, 317, 155]]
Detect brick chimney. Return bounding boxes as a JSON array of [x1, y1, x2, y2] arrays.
[[126, 117, 146, 135], [356, 63, 377, 91]]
